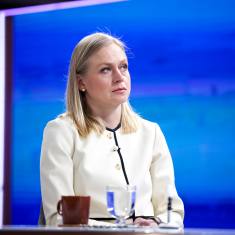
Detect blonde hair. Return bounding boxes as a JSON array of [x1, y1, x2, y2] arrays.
[[66, 32, 139, 137]]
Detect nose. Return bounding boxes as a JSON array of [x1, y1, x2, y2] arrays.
[[113, 67, 124, 83]]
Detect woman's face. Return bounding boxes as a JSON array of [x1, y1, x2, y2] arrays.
[[79, 43, 130, 112]]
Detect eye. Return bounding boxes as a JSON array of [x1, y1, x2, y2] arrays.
[[120, 63, 128, 72], [100, 67, 111, 74]]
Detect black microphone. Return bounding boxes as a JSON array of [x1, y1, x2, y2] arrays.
[[167, 185, 173, 223], [167, 196, 172, 223]]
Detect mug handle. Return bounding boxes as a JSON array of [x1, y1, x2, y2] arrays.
[[57, 199, 63, 215]]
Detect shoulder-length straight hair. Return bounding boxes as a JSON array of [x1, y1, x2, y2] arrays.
[[66, 32, 139, 137]]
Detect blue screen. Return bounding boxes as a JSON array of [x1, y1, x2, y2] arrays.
[[11, 0, 235, 227]]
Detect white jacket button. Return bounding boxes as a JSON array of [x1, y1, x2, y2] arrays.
[[115, 163, 121, 170], [112, 146, 119, 152], [107, 133, 112, 139]]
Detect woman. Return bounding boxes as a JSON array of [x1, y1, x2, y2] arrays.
[[40, 32, 184, 226]]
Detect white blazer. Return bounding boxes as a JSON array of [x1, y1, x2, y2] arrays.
[[40, 114, 184, 226]]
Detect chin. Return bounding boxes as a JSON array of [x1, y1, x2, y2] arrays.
[[110, 93, 129, 105], [115, 98, 128, 106]]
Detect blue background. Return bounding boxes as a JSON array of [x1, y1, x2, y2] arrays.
[[11, 0, 235, 228]]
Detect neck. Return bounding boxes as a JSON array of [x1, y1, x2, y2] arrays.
[[89, 104, 122, 129]]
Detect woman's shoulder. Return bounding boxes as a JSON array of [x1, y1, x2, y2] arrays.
[[42, 113, 77, 151], [44, 113, 76, 133], [137, 116, 160, 131], [136, 117, 167, 143]]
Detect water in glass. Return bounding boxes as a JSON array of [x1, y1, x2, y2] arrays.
[[106, 185, 136, 225]]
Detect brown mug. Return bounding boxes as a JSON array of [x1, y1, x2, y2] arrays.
[[57, 196, 90, 225]]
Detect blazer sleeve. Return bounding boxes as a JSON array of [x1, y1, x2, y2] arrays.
[[150, 124, 184, 227], [40, 118, 75, 225]]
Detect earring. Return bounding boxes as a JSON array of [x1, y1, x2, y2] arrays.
[[81, 88, 86, 92]]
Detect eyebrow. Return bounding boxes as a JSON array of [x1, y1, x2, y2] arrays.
[[97, 60, 128, 67]]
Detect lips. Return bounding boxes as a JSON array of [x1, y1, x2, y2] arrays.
[[112, 87, 127, 92]]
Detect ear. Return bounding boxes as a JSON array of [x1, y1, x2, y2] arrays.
[[77, 75, 86, 92]]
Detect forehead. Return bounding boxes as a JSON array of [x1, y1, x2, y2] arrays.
[[88, 43, 127, 65]]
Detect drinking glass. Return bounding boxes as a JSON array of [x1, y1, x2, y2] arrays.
[[106, 185, 136, 226]]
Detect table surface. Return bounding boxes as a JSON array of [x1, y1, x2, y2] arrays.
[[0, 226, 235, 235]]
